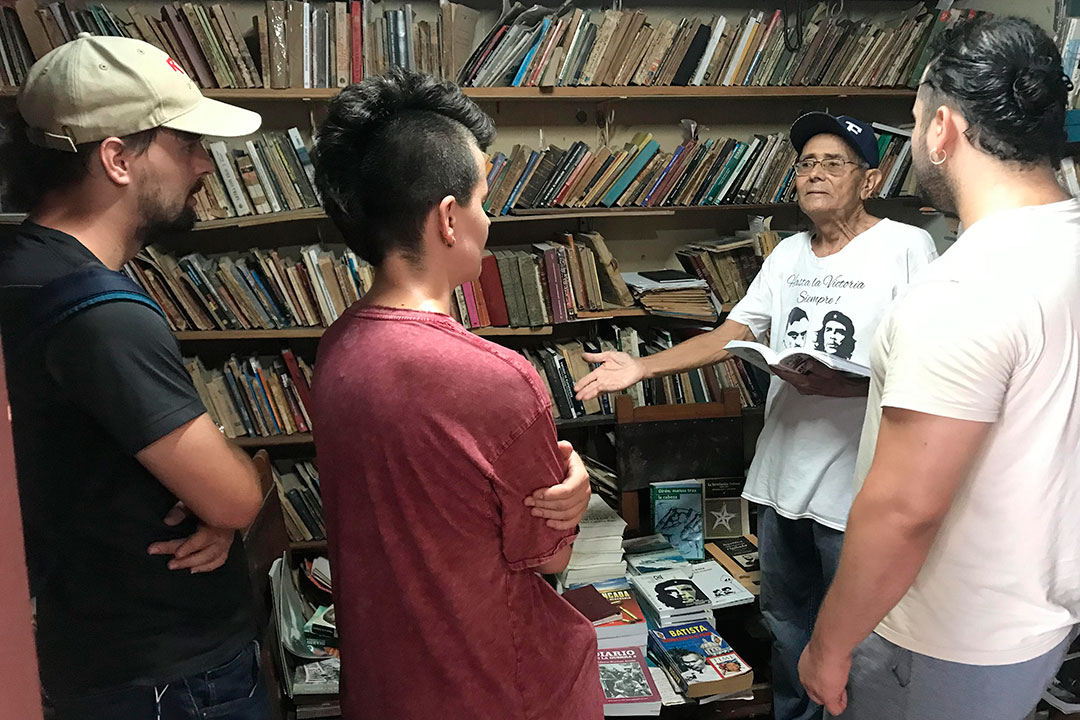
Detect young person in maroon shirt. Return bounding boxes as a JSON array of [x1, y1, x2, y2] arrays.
[[309, 69, 604, 719]]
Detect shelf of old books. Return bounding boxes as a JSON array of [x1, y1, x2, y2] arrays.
[[0, 86, 918, 101]]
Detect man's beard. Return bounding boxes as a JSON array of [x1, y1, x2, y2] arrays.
[[911, 145, 957, 214], [134, 181, 201, 246]]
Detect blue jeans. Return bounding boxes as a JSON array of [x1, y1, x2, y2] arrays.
[[45, 640, 271, 720], [758, 506, 845, 720]]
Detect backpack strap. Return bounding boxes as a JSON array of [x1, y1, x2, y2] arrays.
[[15, 265, 166, 355]]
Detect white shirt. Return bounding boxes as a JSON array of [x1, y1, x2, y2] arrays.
[[858, 200, 1080, 665], [729, 218, 937, 530]]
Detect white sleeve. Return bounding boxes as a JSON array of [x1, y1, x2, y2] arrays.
[[880, 285, 1024, 423], [727, 252, 777, 339], [905, 229, 939, 282]]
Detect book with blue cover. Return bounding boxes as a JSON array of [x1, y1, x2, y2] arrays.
[[650, 480, 704, 560], [647, 620, 753, 698]]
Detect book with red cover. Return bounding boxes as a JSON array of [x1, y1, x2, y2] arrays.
[[461, 282, 481, 327], [563, 585, 620, 625], [597, 646, 662, 714], [478, 251, 510, 326], [281, 348, 314, 418], [349, 1, 363, 83]]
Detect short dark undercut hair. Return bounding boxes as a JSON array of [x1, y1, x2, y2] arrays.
[[0, 111, 158, 212], [313, 69, 496, 266], [921, 16, 1069, 165]]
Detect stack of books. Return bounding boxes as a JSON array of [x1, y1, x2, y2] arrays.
[[483, 132, 798, 217], [195, 130, 320, 222], [676, 236, 767, 311], [587, 577, 649, 650], [459, 3, 971, 90], [630, 568, 713, 628], [622, 270, 716, 321], [124, 243, 373, 331], [272, 459, 325, 542], [557, 494, 627, 588], [647, 620, 753, 700], [184, 351, 313, 441], [632, 564, 755, 628], [303, 604, 337, 651], [624, 534, 692, 576]]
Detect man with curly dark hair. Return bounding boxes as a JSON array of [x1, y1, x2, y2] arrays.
[[800, 16, 1080, 719], [309, 69, 603, 719]]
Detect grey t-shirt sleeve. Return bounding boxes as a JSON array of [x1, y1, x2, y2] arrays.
[[44, 301, 207, 455]]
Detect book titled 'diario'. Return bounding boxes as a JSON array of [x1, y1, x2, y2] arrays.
[[597, 646, 662, 716], [648, 621, 753, 699]]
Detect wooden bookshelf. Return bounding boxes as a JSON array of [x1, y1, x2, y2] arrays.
[[171, 306, 733, 342], [174, 328, 326, 341], [0, 203, 800, 231], [0, 86, 915, 102]]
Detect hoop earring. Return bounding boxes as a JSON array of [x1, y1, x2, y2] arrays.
[[930, 149, 947, 165]]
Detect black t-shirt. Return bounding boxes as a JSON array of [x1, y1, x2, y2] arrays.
[[0, 223, 254, 694]]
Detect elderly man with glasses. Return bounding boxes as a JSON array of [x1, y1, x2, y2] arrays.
[[575, 112, 937, 720]]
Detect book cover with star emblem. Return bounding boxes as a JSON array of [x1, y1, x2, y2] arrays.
[[703, 477, 751, 540]]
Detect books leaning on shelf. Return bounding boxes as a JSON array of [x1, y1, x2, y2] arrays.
[[458, 2, 967, 90], [597, 646, 662, 717], [196, 129, 320, 222], [448, 233, 634, 330], [518, 330, 764, 420], [184, 350, 314, 439], [125, 243, 373, 331], [676, 229, 790, 309], [483, 131, 799, 217], [647, 620, 753, 699], [0, 0, 484, 90], [272, 458, 325, 542]]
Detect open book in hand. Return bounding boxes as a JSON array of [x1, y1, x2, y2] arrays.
[[724, 340, 870, 379]]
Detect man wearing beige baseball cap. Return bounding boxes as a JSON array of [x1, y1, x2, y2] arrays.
[[0, 34, 271, 720]]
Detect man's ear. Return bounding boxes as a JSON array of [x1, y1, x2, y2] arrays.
[[437, 194, 457, 247], [862, 168, 883, 199], [97, 137, 135, 187]]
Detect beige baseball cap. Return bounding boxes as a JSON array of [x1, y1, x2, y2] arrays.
[[17, 33, 261, 152]]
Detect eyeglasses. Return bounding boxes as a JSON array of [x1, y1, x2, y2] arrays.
[[793, 158, 864, 176]]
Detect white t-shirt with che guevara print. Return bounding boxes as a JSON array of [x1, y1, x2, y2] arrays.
[[728, 218, 937, 530]]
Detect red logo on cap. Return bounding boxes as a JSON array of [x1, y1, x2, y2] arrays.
[[167, 57, 186, 75]]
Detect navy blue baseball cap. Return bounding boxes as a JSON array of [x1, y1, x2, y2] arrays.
[[790, 112, 880, 169]]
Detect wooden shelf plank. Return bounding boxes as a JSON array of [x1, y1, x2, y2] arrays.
[[1, 86, 917, 102], [463, 86, 917, 101], [555, 414, 616, 430], [171, 308, 731, 342], [174, 328, 326, 341], [235, 433, 313, 447], [192, 207, 326, 230], [290, 539, 328, 552], [0, 204, 797, 230]]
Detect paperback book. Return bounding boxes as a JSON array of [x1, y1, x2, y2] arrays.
[[650, 480, 704, 560], [648, 620, 753, 699]]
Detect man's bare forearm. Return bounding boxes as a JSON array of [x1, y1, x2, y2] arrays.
[[640, 319, 753, 379]]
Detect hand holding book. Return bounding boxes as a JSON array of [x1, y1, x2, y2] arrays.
[[771, 363, 870, 399]]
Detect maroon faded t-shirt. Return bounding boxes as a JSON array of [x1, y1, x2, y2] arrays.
[[312, 305, 603, 720]]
